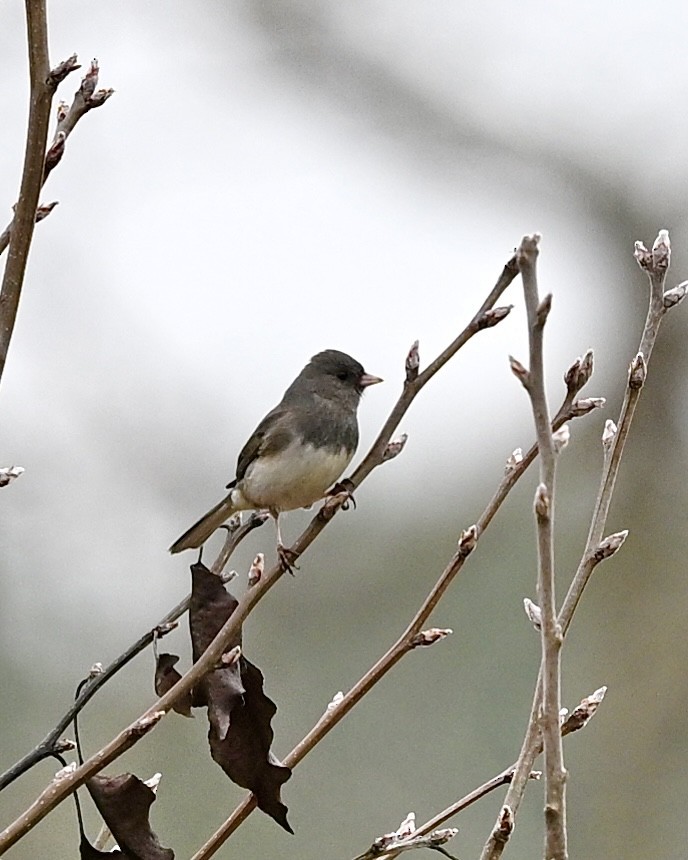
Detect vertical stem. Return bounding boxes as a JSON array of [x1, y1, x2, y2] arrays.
[[0, 0, 52, 385], [517, 234, 567, 860]]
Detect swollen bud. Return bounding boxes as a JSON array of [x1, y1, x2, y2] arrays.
[[480, 305, 513, 329], [248, 553, 264, 586], [383, 433, 408, 462], [570, 397, 606, 417], [458, 525, 478, 557], [663, 281, 688, 309], [504, 447, 524, 474], [509, 355, 529, 387], [405, 340, 420, 383], [629, 353, 646, 389], [523, 597, 542, 631], [552, 423, 570, 454], [593, 530, 628, 561], [652, 229, 671, 271]]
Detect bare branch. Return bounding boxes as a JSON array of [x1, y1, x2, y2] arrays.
[[480, 230, 681, 859], [517, 233, 567, 859]]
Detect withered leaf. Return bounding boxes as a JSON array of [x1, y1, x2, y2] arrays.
[[190, 561, 292, 833], [86, 773, 174, 860], [80, 836, 125, 858], [154, 653, 193, 718], [209, 656, 293, 833]]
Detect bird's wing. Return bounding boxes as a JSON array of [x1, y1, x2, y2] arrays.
[[229, 407, 297, 486]]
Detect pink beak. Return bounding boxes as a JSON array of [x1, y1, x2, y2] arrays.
[[360, 373, 383, 387]]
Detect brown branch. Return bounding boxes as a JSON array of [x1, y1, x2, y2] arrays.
[[0, 513, 265, 792], [479, 229, 683, 860], [516, 234, 567, 858], [0, 0, 53, 385]]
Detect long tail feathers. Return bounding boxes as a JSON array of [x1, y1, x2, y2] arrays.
[[169, 495, 237, 553]]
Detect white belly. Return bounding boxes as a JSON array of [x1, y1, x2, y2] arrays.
[[235, 441, 352, 512]]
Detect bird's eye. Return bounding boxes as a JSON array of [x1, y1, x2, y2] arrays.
[[336, 370, 349, 381]]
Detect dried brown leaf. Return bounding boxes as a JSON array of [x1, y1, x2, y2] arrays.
[[154, 653, 193, 718], [189, 562, 292, 832], [86, 773, 173, 860]]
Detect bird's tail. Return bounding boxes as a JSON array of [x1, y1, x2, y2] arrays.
[[169, 494, 237, 554]]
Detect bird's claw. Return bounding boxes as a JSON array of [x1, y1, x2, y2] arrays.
[[327, 478, 356, 511], [277, 544, 299, 575]]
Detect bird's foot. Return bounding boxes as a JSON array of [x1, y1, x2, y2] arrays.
[[326, 478, 356, 511], [277, 544, 299, 575]]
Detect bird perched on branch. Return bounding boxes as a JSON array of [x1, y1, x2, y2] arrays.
[[170, 349, 382, 565]]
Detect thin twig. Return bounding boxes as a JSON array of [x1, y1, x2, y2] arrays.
[[0, 58, 112, 258], [0, 513, 264, 792], [479, 230, 682, 860], [517, 234, 567, 858]]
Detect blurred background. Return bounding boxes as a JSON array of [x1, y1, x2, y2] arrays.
[[2, 1, 688, 857]]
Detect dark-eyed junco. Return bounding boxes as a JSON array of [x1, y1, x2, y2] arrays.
[[169, 350, 382, 558]]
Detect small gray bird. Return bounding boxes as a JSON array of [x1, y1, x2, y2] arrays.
[[169, 350, 382, 557]]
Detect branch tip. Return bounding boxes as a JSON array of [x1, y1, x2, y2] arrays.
[[535, 293, 552, 327], [248, 553, 264, 587], [326, 691, 344, 711], [35, 201, 58, 222], [561, 686, 607, 736], [602, 418, 617, 449], [552, 423, 570, 454], [411, 627, 453, 648], [633, 240, 652, 271], [508, 354, 529, 388], [534, 483, 550, 520], [504, 447, 524, 474], [652, 229, 671, 271], [628, 352, 647, 390], [663, 280, 688, 310], [569, 396, 606, 418], [516, 233, 541, 269], [80, 58, 99, 100], [479, 304, 513, 330], [382, 433, 408, 462], [54, 762, 77, 781], [47, 53, 81, 88], [405, 340, 420, 383], [593, 530, 628, 561], [564, 349, 594, 394], [0, 465, 25, 487], [457, 525, 478, 557], [523, 598, 542, 631]]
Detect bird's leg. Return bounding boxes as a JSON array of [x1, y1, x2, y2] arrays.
[[272, 510, 299, 574], [326, 477, 356, 510]]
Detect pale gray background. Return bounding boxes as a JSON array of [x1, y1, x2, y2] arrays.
[[2, 1, 688, 858]]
